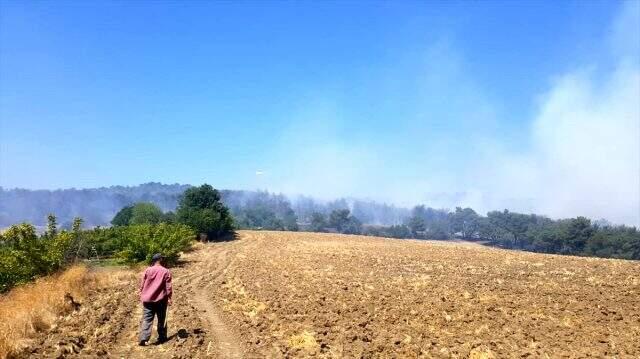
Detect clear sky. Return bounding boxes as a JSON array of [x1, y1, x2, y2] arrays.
[[1, 1, 638, 225]]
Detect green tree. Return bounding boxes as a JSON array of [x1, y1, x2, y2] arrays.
[[70, 217, 85, 260], [425, 221, 450, 240], [387, 224, 412, 239], [329, 209, 350, 232], [176, 184, 234, 239], [46, 213, 58, 239], [238, 206, 284, 230], [450, 207, 480, 239], [130, 203, 164, 225], [163, 211, 177, 224], [328, 209, 362, 234], [111, 205, 134, 226], [282, 207, 299, 231], [310, 212, 327, 232], [72, 217, 83, 232], [406, 215, 426, 238], [487, 210, 531, 248], [407, 205, 451, 239], [565, 217, 594, 254], [476, 217, 506, 242], [343, 216, 362, 235]]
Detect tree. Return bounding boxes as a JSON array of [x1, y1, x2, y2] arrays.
[[328, 209, 361, 234], [71, 217, 85, 260], [408, 205, 451, 239], [450, 207, 480, 239], [425, 221, 450, 240], [329, 209, 349, 231], [111, 205, 134, 226], [526, 224, 563, 253], [477, 217, 504, 242], [72, 217, 83, 233], [565, 217, 594, 254], [342, 216, 362, 235], [487, 210, 531, 248], [310, 212, 327, 232], [387, 224, 412, 239], [282, 207, 299, 231], [406, 215, 426, 238], [238, 206, 284, 230], [176, 184, 234, 240], [130, 203, 164, 225], [46, 213, 58, 239], [163, 211, 177, 224]]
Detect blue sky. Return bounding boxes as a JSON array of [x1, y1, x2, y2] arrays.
[[1, 1, 638, 224]]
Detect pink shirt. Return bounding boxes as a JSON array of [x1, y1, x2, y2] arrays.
[[139, 265, 172, 303]]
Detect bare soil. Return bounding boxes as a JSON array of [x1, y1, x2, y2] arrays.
[[21, 230, 640, 358]]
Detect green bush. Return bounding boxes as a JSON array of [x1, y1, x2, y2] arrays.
[[112, 223, 195, 265], [83, 227, 122, 258], [0, 223, 73, 292], [0, 219, 196, 292]]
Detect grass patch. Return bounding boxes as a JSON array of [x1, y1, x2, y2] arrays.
[[83, 257, 124, 268]]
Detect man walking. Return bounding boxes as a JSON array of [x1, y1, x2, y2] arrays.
[[139, 253, 173, 346]]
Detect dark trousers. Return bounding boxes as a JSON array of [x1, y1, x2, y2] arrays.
[[139, 299, 168, 342]]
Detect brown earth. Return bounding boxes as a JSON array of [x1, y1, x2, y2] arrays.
[[22, 230, 640, 358]]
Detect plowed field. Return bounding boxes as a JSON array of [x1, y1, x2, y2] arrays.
[[21, 230, 640, 358]]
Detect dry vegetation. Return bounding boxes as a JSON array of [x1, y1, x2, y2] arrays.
[[2, 231, 639, 358], [0, 265, 119, 358]]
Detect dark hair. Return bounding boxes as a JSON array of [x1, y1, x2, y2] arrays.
[[150, 253, 163, 264]]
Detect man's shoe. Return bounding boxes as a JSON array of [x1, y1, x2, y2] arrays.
[[139, 340, 147, 346]]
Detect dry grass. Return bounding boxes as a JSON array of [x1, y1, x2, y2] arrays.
[[0, 265, 107, 359], [287, 331, 318, 350]]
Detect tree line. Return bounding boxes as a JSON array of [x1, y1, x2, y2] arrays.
[[306, 206, 639, 260], [2, 183, 638, 292], [0, 184, 232, 292], [214, 195, 640, 260], [0, 184, 409, 228], [109, 192, 640, 260]]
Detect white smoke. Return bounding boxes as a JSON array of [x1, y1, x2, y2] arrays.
[[260, 3, 640, 226], [471, 2, 640, 225]]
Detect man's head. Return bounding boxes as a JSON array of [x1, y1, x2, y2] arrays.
[[151, 253, 163, 265]]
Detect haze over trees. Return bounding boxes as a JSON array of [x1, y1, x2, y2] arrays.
[[1, 183, 638, 260]]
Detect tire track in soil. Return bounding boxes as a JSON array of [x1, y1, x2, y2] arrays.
[[185, 240, 248, 359], [26, 239, 250, 359], [116, 238, 251, 359], [107, 257, 214, 359], [108, 301, 142, 358]]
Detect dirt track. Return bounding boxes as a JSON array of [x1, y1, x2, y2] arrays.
[[24, 230, 640, 358]]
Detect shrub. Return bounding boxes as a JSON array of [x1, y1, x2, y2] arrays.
[[0, 223, 73, 292], [0, 220, 195, 292], [113, 223, 196, 265]]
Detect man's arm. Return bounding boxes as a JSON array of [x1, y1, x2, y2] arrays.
[[165, 270, 173, 305]]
